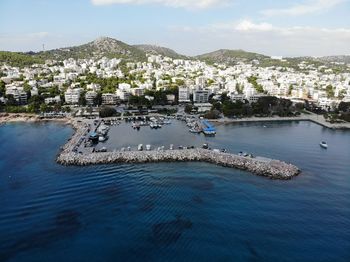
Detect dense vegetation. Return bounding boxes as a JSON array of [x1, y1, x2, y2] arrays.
[[247, 76, 264, 93], [0, 51, 44, 67], [203, 94, 303, 119], [99, 106, 117, 118]]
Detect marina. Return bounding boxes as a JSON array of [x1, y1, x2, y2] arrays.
[[57, 117, 300, 179]]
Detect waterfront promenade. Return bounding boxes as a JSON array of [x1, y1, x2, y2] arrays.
[[209, 112, 350, 129]]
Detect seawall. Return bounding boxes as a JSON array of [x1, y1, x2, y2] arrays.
[[57, 149, 300, 180]]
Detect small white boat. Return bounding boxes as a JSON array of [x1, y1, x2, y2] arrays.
[[320, 141, 328, 149], [192, 129, 202, 134], [138, 144, 143, 151], [98, 135, 108, 142], [146, 144, 151, 151]]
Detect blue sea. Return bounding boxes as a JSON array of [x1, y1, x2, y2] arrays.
[[0, 121, 349, 262]]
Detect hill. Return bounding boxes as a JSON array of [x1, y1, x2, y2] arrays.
[[1, 37, 350, 72], [315, 55, 350, 64], [196, 49, 269, 65], [134, 44, 188, 59], [35, 37, 147, 61]]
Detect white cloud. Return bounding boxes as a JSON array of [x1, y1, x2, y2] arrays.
[[169, 20, 350, 56], [91, 0, 229, 9], [224, 20, 274, 32], [262, 0, 346, 16]]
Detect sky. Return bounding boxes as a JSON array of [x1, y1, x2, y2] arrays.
[[0, 0, 349, 57]]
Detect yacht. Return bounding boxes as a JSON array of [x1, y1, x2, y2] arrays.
[[320, 141, 328, 149]]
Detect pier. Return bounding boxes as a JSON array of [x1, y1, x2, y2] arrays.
[[57, 120, 300, 180]]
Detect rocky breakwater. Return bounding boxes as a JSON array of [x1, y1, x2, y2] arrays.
[[57, 148, 300, 180], [58, 119, 89, 154]]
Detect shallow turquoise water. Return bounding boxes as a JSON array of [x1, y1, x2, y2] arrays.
[[0, 121, 349, 262]]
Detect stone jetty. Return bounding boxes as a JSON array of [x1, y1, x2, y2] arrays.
[[57, 147, 300, 180]]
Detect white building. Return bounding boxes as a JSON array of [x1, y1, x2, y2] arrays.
[[131, 87, 145, 97], [86, 83, 101, 92], [248, 94, 266, 104], [116, 89, 130, 101], [178, 87, 191, 103], [45, 96, 61, 104], [193, 88, 209, 103], [230, 94, 245, 103], [64, 88, 82, 104], [102, 93, 118, 105], [5, 85, 27, 105], [85, 91, 98, 106], [195, 76, 206, 88], [194, 103, 212, 113]]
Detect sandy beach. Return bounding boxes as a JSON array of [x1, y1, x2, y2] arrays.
[[0, 113, 72, 125]]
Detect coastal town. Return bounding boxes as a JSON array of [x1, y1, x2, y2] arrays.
[[1, 39, 350, 125], [1, 41, 350, 178], [2, 0, 350, 260]]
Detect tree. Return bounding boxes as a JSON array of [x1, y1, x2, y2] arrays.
[[247, 76, 264, 93], [326, 85, 335, 98], [211, 101, 222, 112], [338, 102, 350, 112], [288, 85, 293, 95], [295, 103, 305, 111], [27, 95, 44, 113], [235, 83, 243, 94], [94, 93, 102, 106], [23, 82, 32, 93], [99, 106, 116, 118], [204, 109, 220, 119], [5, 94, 17, 106], [0, 80, 5, 96], [40, 103, 50, 113], [220, 92, 230, 103], [222, 100, 245, 117], [184, 104, 193, 114], [79, 91, 87, 106]]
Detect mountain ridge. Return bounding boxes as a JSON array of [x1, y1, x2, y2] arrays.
[[1, 37, 350, 68]]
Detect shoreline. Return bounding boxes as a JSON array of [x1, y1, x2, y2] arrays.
[[1, 112, 350, 130], [208, 113, 350, 130], [0, 113, 72, 125]]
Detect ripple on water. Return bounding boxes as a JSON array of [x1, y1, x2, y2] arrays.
[[152, 216, 193, 246], [0, 210, 81, 262]]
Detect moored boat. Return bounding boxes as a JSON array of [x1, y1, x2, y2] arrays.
[[320, 141, 328, 149], [98, 135, 108, 142]]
